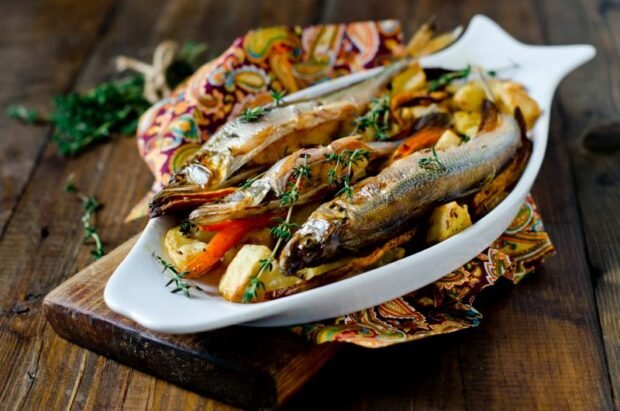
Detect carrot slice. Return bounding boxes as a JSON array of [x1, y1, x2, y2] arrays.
[[184, 225, 249, 278], [391, 126, 446, 162], [185, 214, 278, 278]]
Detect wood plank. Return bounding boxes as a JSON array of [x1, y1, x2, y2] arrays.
[[534, 0, 620, 407], [284, 1, 614, 409], [0, 0, 118, 237], [1, 0, 615, 409], [44, 236, 337, 409], [0, 0, 326, 409]]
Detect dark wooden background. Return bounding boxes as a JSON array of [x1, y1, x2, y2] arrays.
[[1, 0, 618, 409]]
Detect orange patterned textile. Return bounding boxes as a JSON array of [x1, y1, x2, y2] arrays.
[[291, 195, 554, 348], [132, 22, 554, 348]]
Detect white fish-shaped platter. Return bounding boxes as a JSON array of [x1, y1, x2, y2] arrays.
[[104, 15, 595, 333]]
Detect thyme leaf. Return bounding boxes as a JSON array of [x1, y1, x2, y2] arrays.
[[241, 155, 311, 303], [240, 106, 268, 123], [326, 148, 370, 199], [153, 254, 192, 297], [7, 41, 207, 157], [353, 95, 391, 140], [418, 145, 446, 171], [428, 65, 472, 92], [270, 89, 286, 106], [64, 179, 104, 260]]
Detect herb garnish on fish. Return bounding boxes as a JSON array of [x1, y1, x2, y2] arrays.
[[240, 106, 268, 123], [242, 155, 311, 303], [326, 148, 371, 199], [418, 145, 446, 170], [353, 95, 391, 140], [428, 65, 472, 91]]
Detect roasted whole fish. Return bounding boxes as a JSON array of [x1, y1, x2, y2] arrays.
[[188, 136, 399, 224], [149, 59, 412, 217], [279, 102, 524, 275]]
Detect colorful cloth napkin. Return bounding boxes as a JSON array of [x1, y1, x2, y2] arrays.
[[131, 21, 554, 348]]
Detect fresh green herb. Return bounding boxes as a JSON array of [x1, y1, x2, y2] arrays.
[[153, 254, 192, 297], [270, 89, 286, 106], [418, 145, 446, 171], [241, 155, 311, 303], [326, 148, 370, 199], [8, 41, 207, 157], [6, 105, 45, 125], [487, 70, 497, 77], [271, 218, 299, 242], [428, 65, 472, 92], [52, 75, 151, 156], [458, 132, 471, 143], [353, 95, 391, 140], [243, 276, 266, 303], [179, 220, 196, 237], [240, 106, 268, 123], [64, 180, 105, 259]]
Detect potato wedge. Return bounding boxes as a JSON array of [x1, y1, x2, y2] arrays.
[[490, 80, 541, 130], [453, 110, 481, 137], [426, 202, 472, 244], [164, 226, 208, 269], [452, 82, 486, 112], [218, 244, 298, 302], [435, 129, 461, 150]]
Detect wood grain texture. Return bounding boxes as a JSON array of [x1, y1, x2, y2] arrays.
[[43, 236, 337, 409], [0, 0, 618, 409]]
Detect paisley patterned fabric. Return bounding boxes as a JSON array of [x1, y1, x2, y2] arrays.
[[291, 195, 554, 348], [131, 22, 554, 348], [127, 20, 404, 220]]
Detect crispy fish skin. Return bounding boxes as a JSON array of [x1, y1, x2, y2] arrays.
[[187, 136, 399, 224], [149, 59, 411, 217], [279, 110, 523, 275]]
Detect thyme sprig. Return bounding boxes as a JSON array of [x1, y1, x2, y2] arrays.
[[270, 89, 286, 106], [241, 155, 311, 303], [353, 95, 391, 140], [7, 41, 207, 157], [152, 254, 192, 297], [6, 105, 46, 125], [64, 180, 105, 259], [326, 148, 370, 199], [428, 65, 472, 92], [240, 106, 268, 123], [418, 145, 446, 171]]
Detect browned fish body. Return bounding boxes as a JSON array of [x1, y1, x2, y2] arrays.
[[149, 59, 412, 217], [188, 136, 399, 225], [279, 106, 524, 275]]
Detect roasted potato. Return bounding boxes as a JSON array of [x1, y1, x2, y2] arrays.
[[218, 244, 298, 302], [435, 129, 461, 150], [426, 201, 473, 244], [453, 110, 481, 137], [490, 80, 541, 130], [452, 82, 486, 112], [164, 226, 208, 269]]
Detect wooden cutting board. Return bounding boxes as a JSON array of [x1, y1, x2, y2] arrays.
[[43, 236, 339, 409]]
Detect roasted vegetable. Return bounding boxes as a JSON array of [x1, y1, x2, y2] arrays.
[[426, 201, 473, 244], [219, 244, 298, 302]]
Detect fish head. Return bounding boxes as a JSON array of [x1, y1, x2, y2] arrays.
[[279, 214, 343, 276]]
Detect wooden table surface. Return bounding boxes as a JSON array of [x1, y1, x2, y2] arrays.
[[1, 0, 619, 409]]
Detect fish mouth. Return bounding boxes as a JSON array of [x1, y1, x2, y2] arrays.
[[279, 218, 340, 275]]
